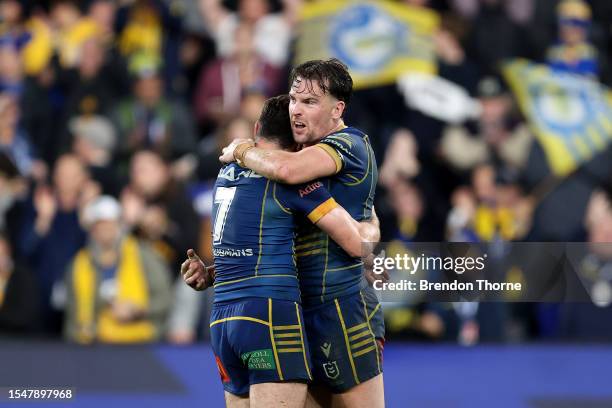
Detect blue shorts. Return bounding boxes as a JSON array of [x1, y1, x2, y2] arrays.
[[303, 287, 385, 393], [210, 297, 312, 395]]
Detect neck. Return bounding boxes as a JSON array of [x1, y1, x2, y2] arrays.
[[328, 119, 346, 135], [304, 119, 346, 147]]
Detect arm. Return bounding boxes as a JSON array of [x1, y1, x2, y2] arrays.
[[221, 140, 338, 184], [315, 206, 380, 257], [198, 0, 230, 33]]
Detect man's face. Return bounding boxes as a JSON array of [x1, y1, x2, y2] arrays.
[[289, 77, 342, 145]]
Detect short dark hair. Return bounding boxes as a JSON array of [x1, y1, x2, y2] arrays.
[[289, 58, 353, 104], [256, 95, 295, 150]]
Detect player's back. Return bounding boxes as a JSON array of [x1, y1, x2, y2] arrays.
[[296, 127, 378, 306], [212, 163, 299, 304]]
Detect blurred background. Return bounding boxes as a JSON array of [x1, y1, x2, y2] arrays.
[[0, 0, 612, 406]]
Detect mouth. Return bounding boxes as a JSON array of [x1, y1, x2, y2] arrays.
[[292, 121, 306, 132]]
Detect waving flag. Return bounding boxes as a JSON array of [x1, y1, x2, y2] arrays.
[[295, 0, 439, 89], [503, 59, 612, 176]]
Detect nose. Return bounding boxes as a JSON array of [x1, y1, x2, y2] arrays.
[[290, 102, 302, 117]]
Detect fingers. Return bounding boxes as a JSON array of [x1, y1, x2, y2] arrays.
[[183, 261, 200, 279], [187, 249, 202, 262], [180, 259, 190, 275]]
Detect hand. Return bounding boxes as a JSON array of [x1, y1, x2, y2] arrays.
[[141, 205, 169, 239], [120, 188, 145, 227], [181, 249, 215, 291], [34, 185, 57, 221], [219, 138, 253, 164], [364, 250, 389, 287], [111, 301, 144, 323], [79, 180, 101, 209]]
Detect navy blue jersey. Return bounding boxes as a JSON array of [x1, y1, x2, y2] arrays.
[[212, 163, 337, 304], [296, 127, 378, 306]]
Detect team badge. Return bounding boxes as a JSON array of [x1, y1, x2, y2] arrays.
[[323, 361, 340, 379]]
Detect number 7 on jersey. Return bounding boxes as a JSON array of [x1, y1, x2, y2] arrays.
[[213, 186, 237, 244]]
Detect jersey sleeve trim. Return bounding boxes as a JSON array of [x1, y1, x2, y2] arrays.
[[316, 143, 342, 174], [307, 197, 338, 224]]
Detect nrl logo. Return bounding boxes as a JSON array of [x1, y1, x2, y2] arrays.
[[323, 361, 340, 380]]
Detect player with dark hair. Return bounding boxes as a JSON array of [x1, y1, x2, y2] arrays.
[[184, 94, 379, 407], [219, 59, 385, 408]]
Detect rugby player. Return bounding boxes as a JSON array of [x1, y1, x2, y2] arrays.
[[219, 59, 385, 408], [183, 95, 379, 408]]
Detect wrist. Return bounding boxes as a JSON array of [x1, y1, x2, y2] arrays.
[[233, 141, 255, 165]]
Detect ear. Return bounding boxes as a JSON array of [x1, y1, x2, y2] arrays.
[[332, 100, 345, 120], [253, 120, 261, 137]]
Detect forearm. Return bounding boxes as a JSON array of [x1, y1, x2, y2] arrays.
[[242, 148, 296, 183], [359, 207, 380, 242], [358, 210, 380, 257]]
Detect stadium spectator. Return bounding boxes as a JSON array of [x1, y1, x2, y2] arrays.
[[0, 93, 39, 178], [121, 149, 200, 273], [63, 195, 172, 344], [0, 232, 40, 334], [193, 22, 283, 128], [440, 76, 532, 179], [198, 0, 299, 67], [111, 62, 197, 169], [17, 154, 95, 334], [49, 0, 100, 70], [546, 0, 598, 77], [69, 114, 124, 197]]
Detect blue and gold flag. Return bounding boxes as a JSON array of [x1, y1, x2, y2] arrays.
[[503, 59, 612, 176], [295, 1, 438, 89]]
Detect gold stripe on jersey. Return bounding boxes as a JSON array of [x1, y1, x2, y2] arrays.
[[335, 299, 360, 384], [316, 143, 343, 174], [296, 248, 325, 257], [268, 298, 283, 380], [255, 180, 271, 276], [307, 198, 338, 223]]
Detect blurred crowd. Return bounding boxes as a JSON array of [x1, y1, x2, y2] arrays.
[[1, 0, 612, 345]]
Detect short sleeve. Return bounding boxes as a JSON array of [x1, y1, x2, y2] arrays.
[[315, 132, 364, 176], [275, 181, 338, 224]]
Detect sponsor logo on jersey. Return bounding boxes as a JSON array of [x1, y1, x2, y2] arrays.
[[299, 181, 323, 197]]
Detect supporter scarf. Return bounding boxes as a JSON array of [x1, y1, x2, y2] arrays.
[[73, 236, 154, 344]]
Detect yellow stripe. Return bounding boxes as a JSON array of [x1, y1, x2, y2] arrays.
[[296, 232, 321, 242], [213, 274, 297, 287], [347, 322, 368, 334], [338, 135, 371, 187], [307, 198, 338, 224], [327, 263, 363, 272], [364, 141, 377, 219], [368, 303, 381, 322], [349, 330, 371, 342], [277, 348, 303, 353], [209, 316, 270, 328], [255, 180, 270, 275], [296, 248, 325, 257], [273, 332, 301, 338], [351, 337, 374, 350], [320, 226, 330, 303], [273, 325, 301, 330], [273, 183, 292, 214], [295, 302, 312, 380], [352, 345, 377, 358], [335, 299, 360, 385], [316, 143, 342, 174], [276, 340, 302, 346], [361, 291, 381, 373], [268, 299, 283, 381], [295, 240, 326, 251]]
